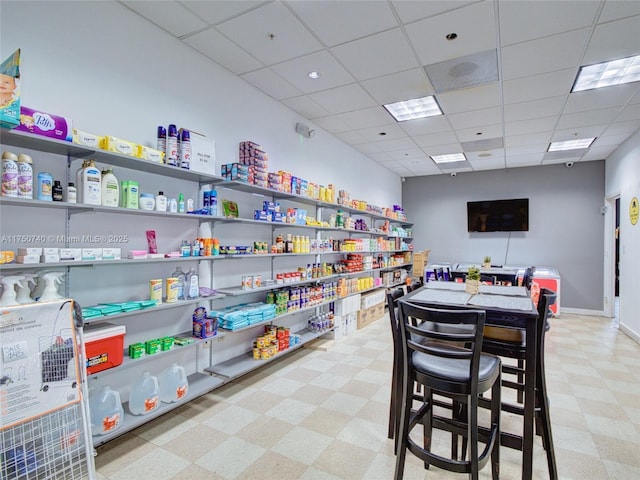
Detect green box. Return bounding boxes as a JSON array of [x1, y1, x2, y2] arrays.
[[128, 342, 145, 359], [160, 337, 174, 351], [145, 339, 161, 355]]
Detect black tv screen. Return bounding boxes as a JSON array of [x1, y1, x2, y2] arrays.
[[467, 198, 529, 232]]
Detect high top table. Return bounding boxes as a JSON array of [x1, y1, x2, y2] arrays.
[[401, 282, 540, 480]]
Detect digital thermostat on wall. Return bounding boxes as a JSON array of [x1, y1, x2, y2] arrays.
[[630, 197, 639, 226]]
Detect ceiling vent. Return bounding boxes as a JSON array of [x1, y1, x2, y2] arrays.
[[424, 49, 499, 93], [461, 137, 504, 152]]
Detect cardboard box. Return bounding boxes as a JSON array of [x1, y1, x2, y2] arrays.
[[412, 249, 431, 277], [0, 49, 20, 128], [357, 303, 385, 330], [360, 289, 385, 310], [189, 131, 216, 175], [15, 106, 72, 142]]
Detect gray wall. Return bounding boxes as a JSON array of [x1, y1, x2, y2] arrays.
[[402, 161, 605, 311]]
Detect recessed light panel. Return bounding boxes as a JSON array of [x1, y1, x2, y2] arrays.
[[572, 55, 640, 92], [383, 96, 443, 122], [431, 153, 466, 163], [548, 138, 595, 151]]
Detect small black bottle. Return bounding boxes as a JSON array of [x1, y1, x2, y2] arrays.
[[52, 180, 64, 201]]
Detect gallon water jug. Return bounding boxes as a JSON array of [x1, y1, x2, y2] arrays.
[[89, 385, 124, 435], [159, 363, 189, 403], [129, 371, 160, 415]]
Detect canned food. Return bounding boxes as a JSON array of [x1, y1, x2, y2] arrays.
[[252, 347, 260, 360], [241, 275, 253, 290], [253, 274, 262, 288]]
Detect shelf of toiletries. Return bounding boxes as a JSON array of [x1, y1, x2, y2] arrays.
[[1, 127, 225, 184], [204, 327, 329, 379], [91, 372, 225, 447], [0, 256, 227, 272], [81, 297, 224, 326]]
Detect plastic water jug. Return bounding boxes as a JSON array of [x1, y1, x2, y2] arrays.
[[129, 371, 160, 415], [89, 385, 124, 435], [159, 363, 189, 403]]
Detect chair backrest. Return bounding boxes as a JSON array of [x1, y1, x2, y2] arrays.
[[537, 287, 556, 340], [398, 300, 486, 393], [522, 266, 536, 289], [386, 287, 406, 346], [406, 279, 423, 292]]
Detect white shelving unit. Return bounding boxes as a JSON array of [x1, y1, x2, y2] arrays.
[[0, 128, 412, 446]]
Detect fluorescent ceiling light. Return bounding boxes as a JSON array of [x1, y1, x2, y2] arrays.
[[430, 153, 466, 163], [383, 96, 443, 122], [548, 138, 595, 151], [572, 55, 640, 92]]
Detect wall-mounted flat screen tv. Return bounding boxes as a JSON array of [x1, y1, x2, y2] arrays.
[[467, 198, 529, 232]]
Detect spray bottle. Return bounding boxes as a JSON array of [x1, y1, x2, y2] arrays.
[[0, 276, 25, 307], [37, 271, 66, 302], [16, 273, 37, 304], [32, 269, 53, 301]]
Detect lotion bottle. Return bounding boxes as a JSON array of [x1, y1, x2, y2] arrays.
[[101, 167, 120, 207], [75, 160, 87, 203], [82, 160, 101, 205], [155, 191, 167, 212]]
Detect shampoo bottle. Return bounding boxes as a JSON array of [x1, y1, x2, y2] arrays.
[[171, 266, 186, 300], [82, 160, 101, 205], [186, 267, 199, 299], [101, 167, 120, 207], [177, 193, 185, 213]]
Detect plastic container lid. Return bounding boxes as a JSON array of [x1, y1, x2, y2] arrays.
[[84, 324, 126, 342]]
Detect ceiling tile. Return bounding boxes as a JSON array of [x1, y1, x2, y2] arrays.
[[241, 68, 302, 100], [505, 144, 548, 156], [353, 143, 384, 154], [360, 68, 435, 105], [505, 116, 558, 136], [501, 28, 590, 80], [404, 1, 497, 65], [334, 107, 396, 130], [330, 28, 419, 81], [354, 124, 408, 144], [311, 115, 352, 134], [413, 131, 459, 148], [371, 137, 418, 152], [602, 119, 640, 137], [504, 132, 553, 148], [456, 124, 503, 142], [307, 84, 377, 114], [270, 51, 355, 93], [564, 83, 640, 114], [499, 0, 599, 46], [506, 152, 544, 166], [365, 152, 393, 162], [504, 96, 567, 123], [286, 0, 398, 47], [469, 156, 506, 171], [420, 143, 464, 156], [436, 83, 502, 113], [556, 107, 621, 130], [425, 49, 498, 93], [281, 96, 331, 119], [398, 116, 453, 136], [183, 0, 265, 25], [582, 145, 616, 160], [598, 0, 640, 23], [386, 148, 429, 161], [461, 138, 504, 152], [503, 68, 576, 104], [184, 28, 263, 74], [334, 130, 368, 145], [122, 0, 208, 37], [447, 106, 502, 129], [391, 0, 480, 24], [215, 2, 323, 65], [551, 125, 608, 141], [582, 15, 640, 64]]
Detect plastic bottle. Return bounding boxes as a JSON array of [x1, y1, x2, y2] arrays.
[[186, 266, 199, 299], [1, 151, 18, 197], [171, 266, 186, 300], [89, 386, 124, 435], [168, 197, 177, 213], [166, 124, 178, 166], [156, 126, 166, 159], [75, 160, 87, 203], [159, 363, 188, 403], [17, 153, 33, 199], [0, 276, 24, 306], [129, 371, 160, 415], [37, 271, 65, 301], [37, 172, 53, 201], [82, 160, 101, 205], [177, 193, 185, 213], [179, 129, 191, 169], [65, 182, 77, 203], [155, 191, 167, 212], [101, 167, 119, 207], [209, 189, 217, 216], [52, 180, 63, 201]]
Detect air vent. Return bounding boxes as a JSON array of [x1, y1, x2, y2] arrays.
[[461, 137, 504, 152], [424, 50, 499, 93]]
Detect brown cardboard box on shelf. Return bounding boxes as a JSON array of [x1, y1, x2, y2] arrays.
[[357, 303, 385, 330], [412, 249, 431, 278]]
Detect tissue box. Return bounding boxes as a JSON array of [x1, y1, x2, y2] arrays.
[[15, 106, 72, 141], [102, 136, 138, 157], [73, 128, 103, 149], [0, 49, 20, 128], [137, 145, 165, 163]]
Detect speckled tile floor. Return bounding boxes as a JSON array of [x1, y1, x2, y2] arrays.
[[94, 310, 640, 479]]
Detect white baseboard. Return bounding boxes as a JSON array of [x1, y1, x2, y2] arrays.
[[619, 323, 640, 345], [560, 308, 605, 317]]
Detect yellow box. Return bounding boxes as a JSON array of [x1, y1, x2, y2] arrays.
[[0, 251, 15, 264], [103, 136, 138, 157]]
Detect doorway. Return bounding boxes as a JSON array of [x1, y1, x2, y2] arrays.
[[604, 195, 620, 320], [614, 197, 620, 324]]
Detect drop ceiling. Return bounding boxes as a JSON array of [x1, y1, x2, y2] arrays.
[[122, 0, 640, 177]]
